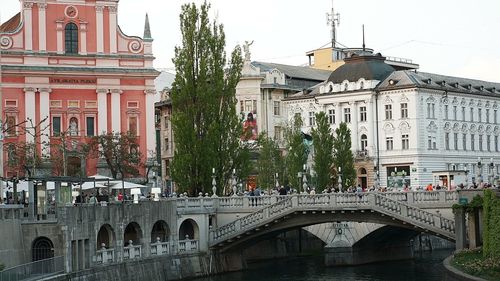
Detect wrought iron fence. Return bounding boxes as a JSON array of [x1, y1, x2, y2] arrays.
[[0, 256, 64, 281]]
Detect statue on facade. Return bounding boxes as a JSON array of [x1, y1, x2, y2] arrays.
[[243, 40, 254, 61]]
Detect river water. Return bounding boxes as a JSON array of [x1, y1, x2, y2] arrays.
[[192, 250, 452, 281]]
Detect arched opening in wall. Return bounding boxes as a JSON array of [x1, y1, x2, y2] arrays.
[[65, 22, 78, 54], [67, 156, 81, 177], [358, 167, 367, 190], [124, 222, 143, 246], [97, 224, 115, 249], [151, 220, 170, 243], [32, 237, 54, 262], [179, 219, 199, 240]]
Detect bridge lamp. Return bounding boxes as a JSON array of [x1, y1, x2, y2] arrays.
[[489, 158, 495, 185], [477, 157, 482, 185], [297, 172, 302, 194]]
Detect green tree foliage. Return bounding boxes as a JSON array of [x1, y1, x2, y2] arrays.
[[171, 2, 244, 195], [333, 122, 356, 191], [256, 133, 282, 193], [483, 189, 500, 258], [285, 114, 307, 192], [88, 132, 142, 179], [311, 112, 334, 191]]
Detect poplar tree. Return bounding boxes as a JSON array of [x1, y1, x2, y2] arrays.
[[171, 2, 244, 195], [256, 133, 282, 193], [311, 112, 334, 191], [333, 122, 356, 190], [285, 114, 307, 192]]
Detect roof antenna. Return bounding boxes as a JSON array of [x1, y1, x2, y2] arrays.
[[326, 0, 340, 48], [362, 24, 366, 52]]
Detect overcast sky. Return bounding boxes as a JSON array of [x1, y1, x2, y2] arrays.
[[2, 0, 500, 82]]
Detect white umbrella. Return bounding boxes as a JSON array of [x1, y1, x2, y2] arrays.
[[89, 174, 113, 180], [80, 181, 107, 190], [109, 180, 146, 189]]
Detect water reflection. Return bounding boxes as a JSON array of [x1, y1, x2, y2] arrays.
[[195, 250, 452, 281]]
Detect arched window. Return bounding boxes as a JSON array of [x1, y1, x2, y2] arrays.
[[360, 134, 368, 151], [69, 117, 79, 136], [65, 23, 78, 54]]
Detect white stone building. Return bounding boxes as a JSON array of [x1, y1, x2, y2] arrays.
[[284, 52, 500, 190]]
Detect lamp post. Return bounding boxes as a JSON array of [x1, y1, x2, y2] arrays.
[[464, 164, 469, 188], [302, 165, 308, 194], [275, 173, 279, 191], [232, 169, 237, 196], [477, 157, 482, 186], [373, 160, 379, 190], [337, 167, 342, 192], [297, 171, 302, 194], [489, 158, 494, 186], [211, 168, 217, 197]]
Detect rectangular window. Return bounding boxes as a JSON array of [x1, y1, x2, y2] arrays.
[[253, 100, 257, 114], [478, 108, 482, 123], [486, 109, 490, 123], [496, 136, 499, 152], [453, 106, 457, 120], [462, 107, 466, 121], [495, 110, 498, 124], [427, 103, 431, 118], [444, 105, 449, 119], [344, 108, 351, 123], [471, 134, 475, 151], [385, 104, 392, 120], [479, 135, 483, 151], [128, 116, 138, 135], [273, 101, 280, 116], [240, 100, 244, 112], [360, 106, 367, 122], [402, 134, 409, 150], [431, 104, 435, 118], [454, 133, 458, 150], [428, 136, 432, 150], [487, 135, 491, 151], [400, 103, 408, 119], [433, 137, 437, 149], [86, 117, 95, 136], [470, 108, 474, 122], [328, 109, 335, 124], [309, 112, 315, 126], [463, 134, 467, 151], [386, 137, 393, 150], [244, 100, 253, 112], [445, 133, 450, 150], [164, 138, 169, 151], [52, 116, 61, 136], [274, 126, 281, 141]]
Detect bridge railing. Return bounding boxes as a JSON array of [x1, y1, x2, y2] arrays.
[[94, 247, 115, 265], [177, 239, 199, 253], [178, 191, 457, 213], [150, 239, 171, 256], [211, 192, 456, 244], [0, 256, 64, 281], [123, 242, 142, 260]]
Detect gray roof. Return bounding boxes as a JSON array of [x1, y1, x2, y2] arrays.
[[327, 53, 395, 84], [379, 70, 500, 97], [251, 61, 332, 81]]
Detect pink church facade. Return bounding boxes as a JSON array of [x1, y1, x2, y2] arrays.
[[0, 0, 158, 177]]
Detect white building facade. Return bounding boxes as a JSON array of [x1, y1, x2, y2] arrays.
[[284, 53, 500, 190]]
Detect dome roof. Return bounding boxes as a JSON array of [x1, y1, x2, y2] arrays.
[[327, 53, 395, 84]]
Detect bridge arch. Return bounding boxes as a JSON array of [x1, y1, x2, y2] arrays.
[[124, 222, 143, 246], [151, 220, 170, 242], [179, 218, 199, 240], [97, 224, 116, 249], [32, 236, 54, 262]]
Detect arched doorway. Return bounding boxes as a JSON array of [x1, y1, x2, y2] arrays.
[[32, 237, 54, 262], [124, 222, 142, 246], [97, 224, 115, 249], [151, 220, 170, 243], [358, 167, 367, 190], [179, 219, 199, 240]]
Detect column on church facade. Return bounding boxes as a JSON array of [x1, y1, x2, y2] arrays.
[[56, 20, 63, 54], [38, 3, 47, 52], [97, 89, 108, 135], [23, 2, 33, 51], [108, 6, 118, 54], [24, 87, 36, 143], [79, 22, 87, 55], [39, 88, 51, 155], [110, 89, 122, 133], [96, 5, 104, 53]]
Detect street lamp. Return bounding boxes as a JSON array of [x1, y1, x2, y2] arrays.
[[275, 173, 280, 191], [232, 169, 237, 196], [302, 169, 308, 194], [464, 164, 469, 188], [489, 158, 494, 185], [477, 157, 482, 186], [211, 168, 217, 197], [337, 167, 342, 192], [297, 171, 302, 194]]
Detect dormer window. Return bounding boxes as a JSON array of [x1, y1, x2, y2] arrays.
[[343, 83, 349, 91], [65, 22, 78, 54]]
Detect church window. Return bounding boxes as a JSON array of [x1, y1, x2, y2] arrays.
[[65, 23, 79, 54]]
